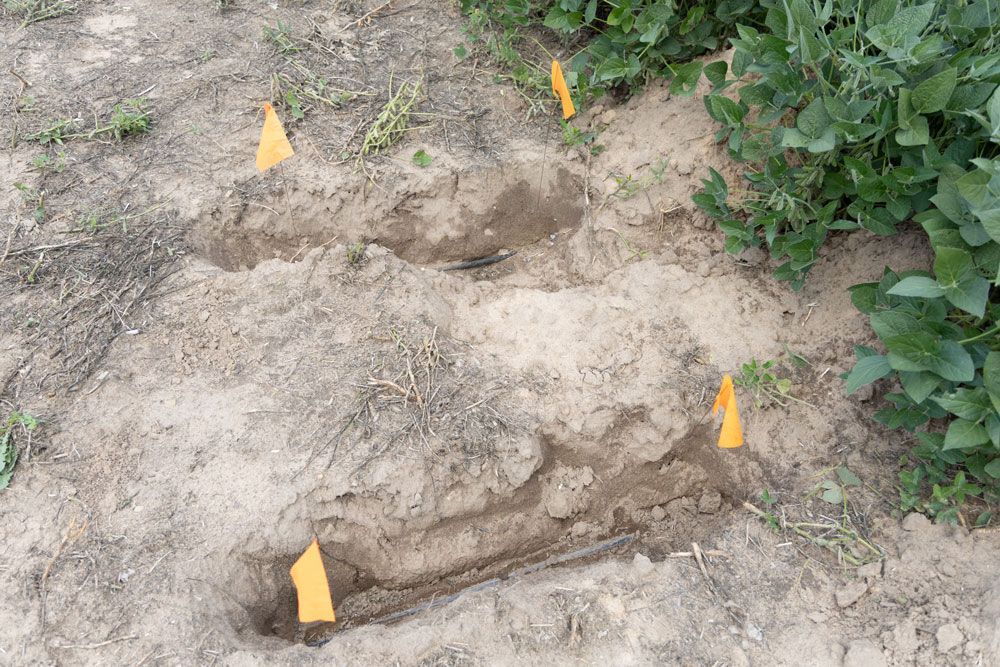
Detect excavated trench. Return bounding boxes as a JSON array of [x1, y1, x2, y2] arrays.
[[197, 160, 765, 647], [230, 421, 762, 647], [192, 162, 585, 272]]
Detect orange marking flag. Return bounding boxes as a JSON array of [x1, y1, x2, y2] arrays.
[[551, 59, 576, 120], [712, 374, 744, 448], [289, 538, 336, 623], [256, 102, 294, 172]]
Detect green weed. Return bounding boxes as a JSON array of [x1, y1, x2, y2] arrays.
[[25, 99, 150, 144], [346, 242, 367, 265], [13, 181, 44, 224], [25, 117, 77, 144], [271, 62, 366, 120], [734, 358, 811, 409], [263, 21, 302, 54], [30, 151, 65, 173], [0, 412, 38, 490], [108, 98, 151, 139], [4, 0, 75, 27]]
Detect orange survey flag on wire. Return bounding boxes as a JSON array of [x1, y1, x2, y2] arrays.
[[551, 59, 575, 120], [256, 102, 294, 172], [290, 538, 336, 623], [712, 375, 744, 448]]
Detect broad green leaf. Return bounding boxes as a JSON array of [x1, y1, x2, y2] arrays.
[[896, 114, 929, 146], [930, 341, 976, 382], [975, 208, 1000, 245], [934, 246, 990, 317], [900, 371, 941, 403], [884, 2, 935, 38], [837, 466, 862, 487], [781, 127, 810, 148], [819, 480, 843, 504], [984, 352, 1000, 414], [985, 457, 1000, 479], [885, 332, 941, 372], [703, 61, 727, 88], [670, 61, 703, 96], [870, 311, 924, 339], [943, 418, 990, 450], [705, 95, 745, 126], [796, 97, 831, 137], [887, 276, 945, 298], [931, 388, 993, 421], [911, 68, 957, 114], [845, 354, 892, 394]]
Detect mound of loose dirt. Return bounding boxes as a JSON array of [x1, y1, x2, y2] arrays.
[[1, 2, 997, 666]]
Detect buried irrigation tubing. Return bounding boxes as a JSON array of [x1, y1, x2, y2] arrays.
[[440, 251, 517, 271], [306, 533, 635, 646]]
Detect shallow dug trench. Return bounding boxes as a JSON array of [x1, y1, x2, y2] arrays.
[[194, 157, 766, 650], [231, 418, 764, 647], [192, 161, 584, 271]]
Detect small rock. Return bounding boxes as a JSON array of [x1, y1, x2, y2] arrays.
[[937, 560, 956, 577], [843, 639, 886, 667], [199, 310, 210, 323], [598, 109, 617, 125], [902, 512, 930, 531], [571, 521, 595, 537], [730, 647, 750, 667], [936, 623, 963, 652], [650, 505, 666, 521], [836, 581, 869, 608], [808, 611, 827, 624], [698, 490, 723, 514], [853, 383, 875, 402], [632, 552, 654, 577]]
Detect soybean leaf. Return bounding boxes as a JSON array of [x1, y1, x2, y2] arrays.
[[900, 371, 941, 403], [934, 246, 990, 317], [703, 61, 728, 88], [837, 466, 862, 487], [845, 354, 892, 394], [911, 68, 958, 114], [943, 418, 990, 450], [984, 352, 1000, 414], [887, 276, 945, 298], [932, 388, 993, 422]]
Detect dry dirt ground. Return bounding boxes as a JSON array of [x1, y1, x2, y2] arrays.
[[1, 1, 998, 666]]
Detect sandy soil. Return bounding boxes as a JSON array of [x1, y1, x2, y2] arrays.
[[1, 2, 997, 666]]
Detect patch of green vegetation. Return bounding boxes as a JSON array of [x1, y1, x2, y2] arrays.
[[271, 62, 366, 121], [346, 242, 367, 265], [359, 79, 421, 158], [24, 99, 151, 144], [4, 0, 75, 27], [412, 149, 432, 167], [460, 0, 765, 107], [30, 151, 66, 173], [688, 0, 1000, 523], [108, 98, 151, 139], [263, 20, 302, 55], [13, 181, 44, 224], [0, 412, 38, 491]]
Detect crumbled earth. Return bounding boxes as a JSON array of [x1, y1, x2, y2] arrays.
[[1, 2, 997, 666]]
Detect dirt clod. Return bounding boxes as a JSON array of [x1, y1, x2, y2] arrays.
[[835, 581, 869, 609], [937, 624, 964, 653], [844, 639, 887, 667]]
